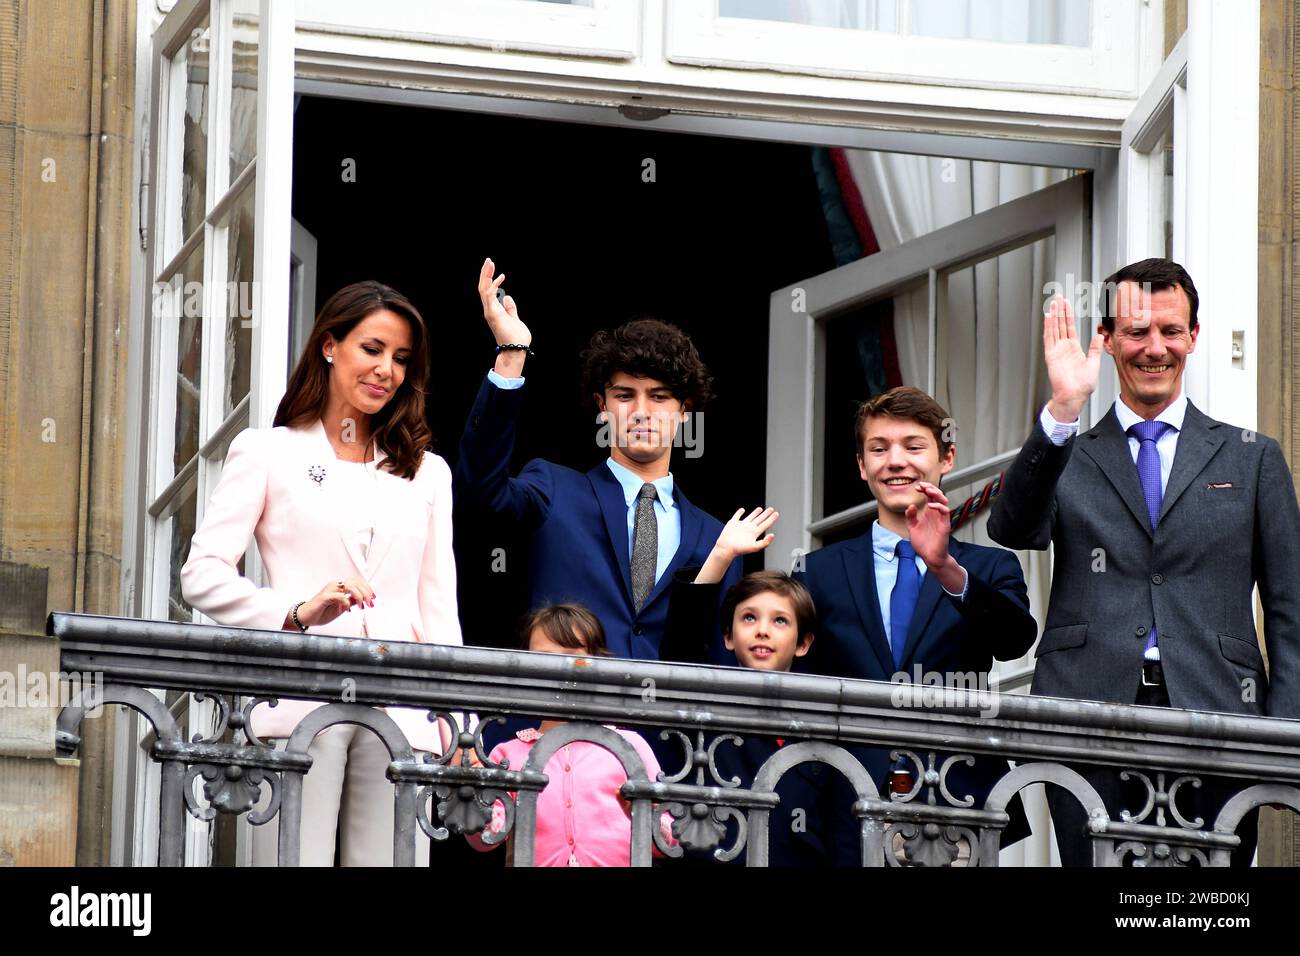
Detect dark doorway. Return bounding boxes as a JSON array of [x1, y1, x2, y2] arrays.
[[292, 95, 835, 656]]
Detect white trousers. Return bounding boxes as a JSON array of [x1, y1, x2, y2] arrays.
[[251, 725, 432, 867]]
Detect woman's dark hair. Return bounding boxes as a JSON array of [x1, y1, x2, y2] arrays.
[[519, 603, 611, 657], [1101, 258, 1199, 333], [274, 280, 431, 479], [579, 318, 715, 410], [721, 570, 817, 640]]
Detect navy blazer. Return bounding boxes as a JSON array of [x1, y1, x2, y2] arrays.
[[456, 374, 740, 662], [794, 529, 1039, 846]]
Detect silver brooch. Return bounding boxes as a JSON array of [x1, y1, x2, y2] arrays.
[[308, 465, 326, 485]]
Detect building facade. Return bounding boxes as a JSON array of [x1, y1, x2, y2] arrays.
[[1, 0, 1297, 866]]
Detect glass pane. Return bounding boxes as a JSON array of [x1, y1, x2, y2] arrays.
[[720, 0, 897, 31], [229, 1, 259, 183], [820, 233, 1055, 537], [822, 298, 897, 520], [223, 185, 255, 416], [180, 15, 212, 245], [166, 489, 198, 623], [173, 243, 206, 477], [1161, 133, 1174, 259], [910, 0, 1090, 47]]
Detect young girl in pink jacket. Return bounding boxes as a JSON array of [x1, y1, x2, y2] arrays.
[[470, 604, 674, 866]]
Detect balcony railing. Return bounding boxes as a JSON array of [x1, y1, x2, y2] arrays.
[[49, 612, 1300, 866]]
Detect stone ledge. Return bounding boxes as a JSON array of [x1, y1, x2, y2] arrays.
[[0, 754, 79, 866]]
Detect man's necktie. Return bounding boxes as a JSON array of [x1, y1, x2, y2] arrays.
[[1130, 420, 1174, 659], [889, 540, 921, 668], [631, 482, 658, 612]]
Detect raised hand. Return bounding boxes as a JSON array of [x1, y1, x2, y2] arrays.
[[905, 483, 952, 569], [478, 257, 530, 347], [906, 483, 968, 596], [1043, 295, 1103, 424], [714, 507, 779, 559], [692, 507, 780, 585]]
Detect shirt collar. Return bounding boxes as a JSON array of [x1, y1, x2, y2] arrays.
[[871, 520, 907, 562], [605, 457, 675, 510], [1114, 391, 1187, 436]]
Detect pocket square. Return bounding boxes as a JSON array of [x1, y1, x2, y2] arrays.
[[1207, 482, 1234, 489]]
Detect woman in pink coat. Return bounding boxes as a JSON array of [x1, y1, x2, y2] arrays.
[[181, 280, 462, 866]]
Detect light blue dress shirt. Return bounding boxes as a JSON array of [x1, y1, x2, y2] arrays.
[[487, 368, 525, 390], [605, 458, 679, 587], [871, 520, 966, 650], [485, 371, 680, 587], [1039, 394, 1186, 493]]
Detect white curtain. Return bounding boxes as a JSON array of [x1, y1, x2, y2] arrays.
[[845, 149, 1064, 865]]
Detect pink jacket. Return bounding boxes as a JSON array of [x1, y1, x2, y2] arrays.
[[470, 727, 675, 866], [179, 419, 461, 751]]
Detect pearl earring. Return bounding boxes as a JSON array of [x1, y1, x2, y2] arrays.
[[326, 355, 334, 364]]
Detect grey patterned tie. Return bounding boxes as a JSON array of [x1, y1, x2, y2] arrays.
[[631, 482, 659, 611]]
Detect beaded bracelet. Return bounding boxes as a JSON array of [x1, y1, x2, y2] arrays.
[[290, 601, 308, 632], [495, 343, 535, 356]]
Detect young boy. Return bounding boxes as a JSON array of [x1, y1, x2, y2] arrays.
[[671, 562, 852, 866], [793, 386, 1038, 848]]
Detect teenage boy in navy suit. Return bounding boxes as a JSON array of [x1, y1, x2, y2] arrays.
[[793, 386, 1039, 850], [456, 257, 741, 665]]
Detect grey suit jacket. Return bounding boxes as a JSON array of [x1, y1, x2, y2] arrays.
[[988, 401, 1300, 719]]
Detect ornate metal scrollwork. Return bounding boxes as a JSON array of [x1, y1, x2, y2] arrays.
[[165, 693, 292, 825], [1118, 770, 1203, 828], [183, 763, 280, 824], [882, 750, 982, 866], [886, 822, 979, 867], [654, 730, 753, 861], [1115, 839, 1208, 867], [420, 714, 536, 843]]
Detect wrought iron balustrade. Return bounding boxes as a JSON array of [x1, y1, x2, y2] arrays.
[[49, 612, 1300, 867]]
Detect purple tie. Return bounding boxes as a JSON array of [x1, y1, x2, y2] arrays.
[[1130, 419, 1174, 657]]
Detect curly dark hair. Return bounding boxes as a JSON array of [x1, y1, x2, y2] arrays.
[[579, 318, 715, 410]]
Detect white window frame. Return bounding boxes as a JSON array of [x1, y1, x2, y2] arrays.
[[1107, 31, 1187, 425], [766, 174, 1091, 559], [294, 0, 641, 60], [117, 0, 294, 867], [666, 0, 1145, 97], [287, 2, 1140, 147]]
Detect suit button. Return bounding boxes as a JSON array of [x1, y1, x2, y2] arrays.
[[1151, 573, 1164, 585], [473, 415, 482, 428], [1135, 626, 1147, 637], [632, 624, 644, 636]]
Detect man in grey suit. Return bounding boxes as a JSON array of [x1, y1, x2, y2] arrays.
[[989, 258, 1300, 866]]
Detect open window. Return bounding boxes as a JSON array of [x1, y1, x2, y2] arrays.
[[766, 172, 1090, 560], [119, 0, 294, 866]]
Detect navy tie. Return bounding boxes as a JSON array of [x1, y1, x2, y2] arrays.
[[1130, 419, 1174, 658], [890, 540, 921, 668]]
